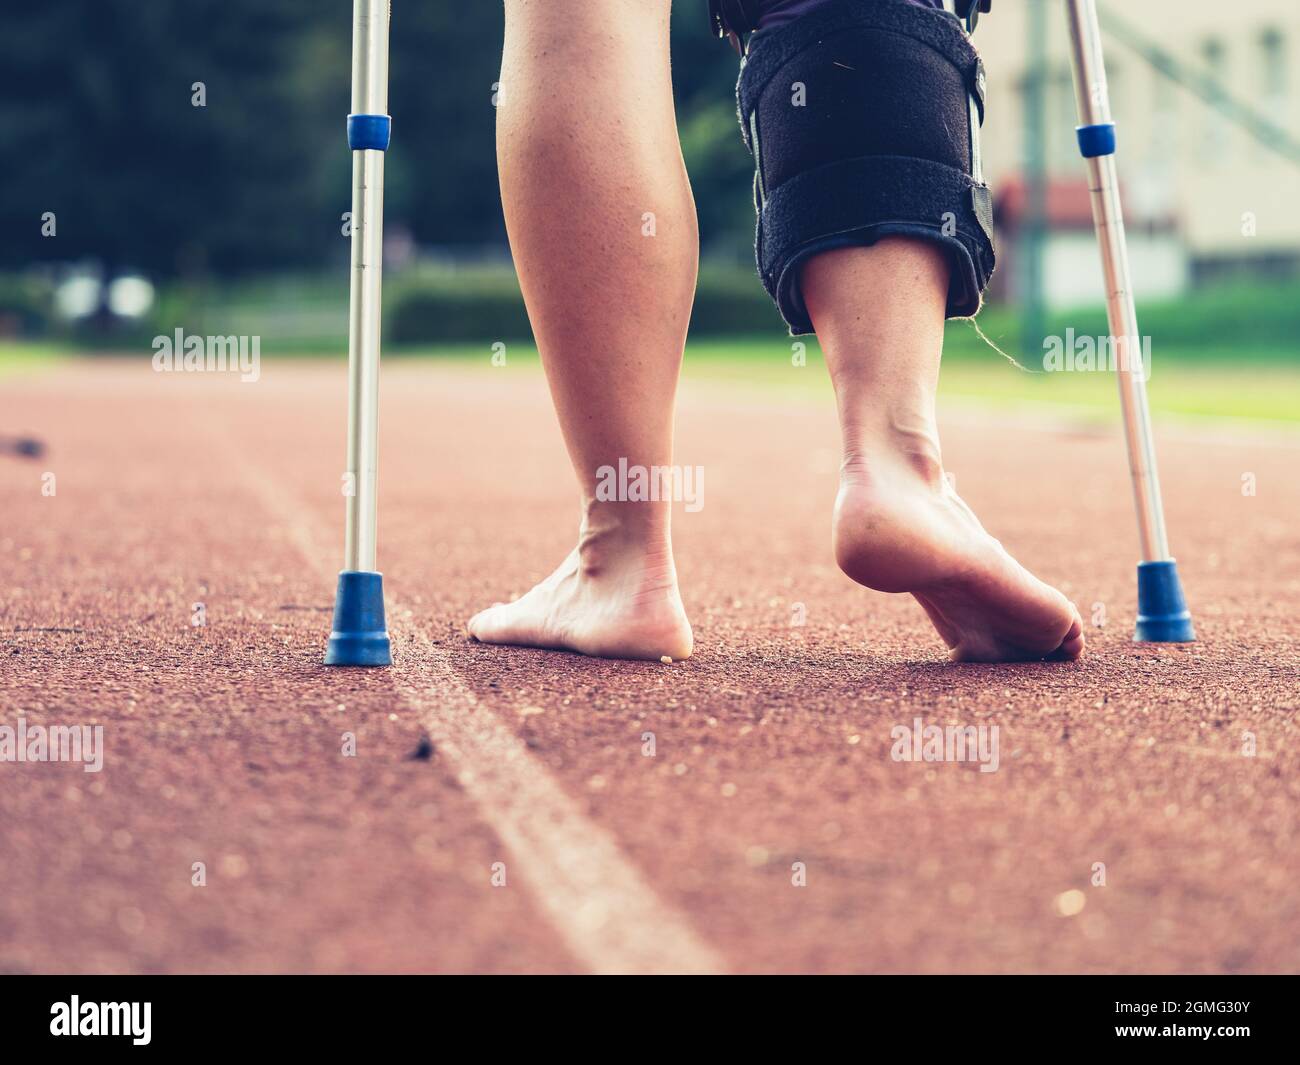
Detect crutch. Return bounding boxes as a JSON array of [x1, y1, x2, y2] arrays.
[[1063, 0, 1195, 642], [325, 0, 393, 666]]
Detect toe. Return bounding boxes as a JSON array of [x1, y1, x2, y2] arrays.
[[467, 604, 504, 641], [1047, 612, 1085, 662]]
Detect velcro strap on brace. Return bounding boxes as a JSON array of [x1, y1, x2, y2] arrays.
[[737, 0, 996, 333], [738, 0, 987, 134], [759, 155, 994, 317]]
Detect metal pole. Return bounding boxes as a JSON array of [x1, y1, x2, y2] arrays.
[[346, 0, 389, 573], [1062, 0, 1193, 641], [326, 0, 393, 666], [1022, 0, 1048, 363], [1063, 0, 1168, 562]]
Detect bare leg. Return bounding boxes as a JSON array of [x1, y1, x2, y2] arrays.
[[804, 239, 1085, 662], [468, 0, 695, 660]]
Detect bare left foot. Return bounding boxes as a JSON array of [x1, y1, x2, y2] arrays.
[[467, 522, 692, 662]]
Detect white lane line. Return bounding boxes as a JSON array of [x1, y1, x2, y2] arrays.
[[239, 465, 727, 976]]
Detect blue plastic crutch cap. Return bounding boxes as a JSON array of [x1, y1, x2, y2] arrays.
[[1134, 560, 1196, 643], [1075, 122, 1117, 158], [347, 113, 392, 151], [324, 571, 392, 666]]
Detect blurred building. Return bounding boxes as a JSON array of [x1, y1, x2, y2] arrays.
[[977, 0, 1300, 306]]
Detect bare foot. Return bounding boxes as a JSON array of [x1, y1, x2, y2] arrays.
[[833, 454, 1084, 663], [467, 523, 693, 661]]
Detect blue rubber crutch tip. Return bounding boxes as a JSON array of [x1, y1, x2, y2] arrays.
[[324, 571, 392, 666], [1134, 560, 1196, 643]]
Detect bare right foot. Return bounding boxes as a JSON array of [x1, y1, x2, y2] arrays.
[[833, 452, 1084, 663], [467, 518, 693, 662]]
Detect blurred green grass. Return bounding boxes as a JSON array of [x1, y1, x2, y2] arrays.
[[678, 336, 1300, 423], [391, 336, 1300, 424], [4, 271, 1297, 423], [3, 333, 1294, 422], [0, 340, 66, 377], [9, 267, 1300, 362]]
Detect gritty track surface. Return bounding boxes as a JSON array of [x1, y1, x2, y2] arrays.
[[1, 358, 1296, 974]]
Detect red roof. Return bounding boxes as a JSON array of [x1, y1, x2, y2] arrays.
[[996, 176, 1098, 229]]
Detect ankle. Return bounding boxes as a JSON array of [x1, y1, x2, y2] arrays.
[[576, 500, 674, 579], [841, 422, 945, 493], [840, 454, 945, 497]]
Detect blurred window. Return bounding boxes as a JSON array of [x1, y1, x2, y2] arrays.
[[1149, 62, 1177, 169], [1251, 27, 1285, 163], [1051, 69, 1076, 171], [1259, 28, 1285, 110], [1199, 37, 1228, 164]]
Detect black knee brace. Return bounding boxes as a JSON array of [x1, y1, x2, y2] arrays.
[[737, 0, 996, 333]]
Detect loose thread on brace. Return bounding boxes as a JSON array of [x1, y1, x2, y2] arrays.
[[961, 315, 1042, 374]]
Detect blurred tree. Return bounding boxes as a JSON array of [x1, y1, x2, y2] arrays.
[[0, 0, 333, 281], [386, 4, 506, 250], [0, 1, 758, 283], [669, 6, 759, 261]]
